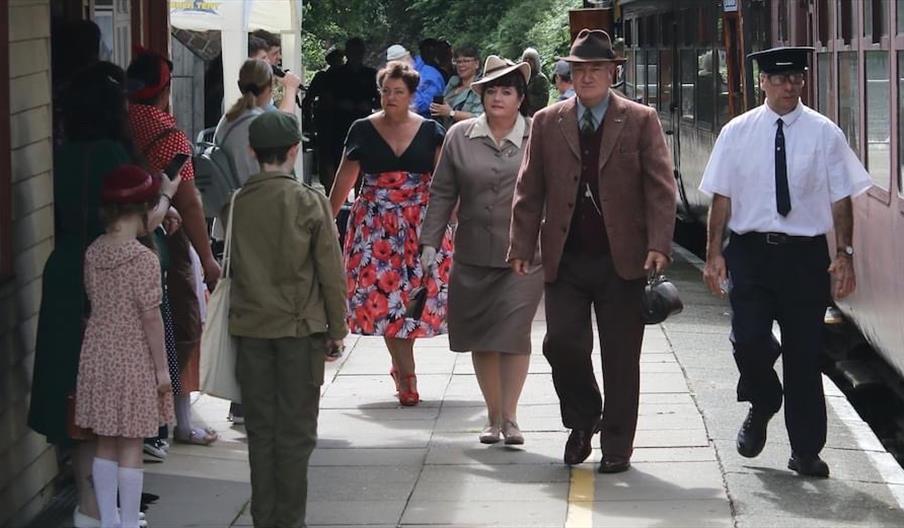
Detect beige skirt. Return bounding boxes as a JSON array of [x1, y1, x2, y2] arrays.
[[447, 261, 544, 354]]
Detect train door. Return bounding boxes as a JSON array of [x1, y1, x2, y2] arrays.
[[658, 11, 684, 216]]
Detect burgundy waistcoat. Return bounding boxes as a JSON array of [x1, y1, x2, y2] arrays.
[[564, 118, 609, 255]]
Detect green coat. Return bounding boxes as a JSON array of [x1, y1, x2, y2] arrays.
[[229, 172, 348, 341], [28, 140, 131, 444]]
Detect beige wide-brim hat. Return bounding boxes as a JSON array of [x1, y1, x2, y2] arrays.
[[470, 55, 531, 95]]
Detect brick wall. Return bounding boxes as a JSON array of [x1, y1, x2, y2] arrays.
[[0, 1, 58, 527]]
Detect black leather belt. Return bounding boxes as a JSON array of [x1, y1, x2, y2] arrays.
[[733, 231, 824, 245]]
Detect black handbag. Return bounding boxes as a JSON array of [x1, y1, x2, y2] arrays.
[[404, 286, 428, 320], [642, 274, 683, 325]]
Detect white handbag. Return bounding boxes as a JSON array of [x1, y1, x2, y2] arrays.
[[200, 191, 241, 402]]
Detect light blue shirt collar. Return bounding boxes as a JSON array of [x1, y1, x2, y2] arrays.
[[576, 93, 611, 132]]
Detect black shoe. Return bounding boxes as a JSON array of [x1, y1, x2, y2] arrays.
[[736, 407, 773, 458], [788, 453, 830, 478], [143, 438, 168, 461], [598, 454, 631, 474], [564, 420, 601, 466]]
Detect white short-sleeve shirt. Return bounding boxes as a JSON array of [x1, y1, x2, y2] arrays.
[[699, 101, 872, 236]]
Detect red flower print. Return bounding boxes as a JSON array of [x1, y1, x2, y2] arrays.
[[359, 265, 377, 288], [346, 276, 356, 297], [366, 291, 389, 319], [376, 171, 406, 188], [389, 255, 403, 271], [383, 214, 399, 235], [402, 206, 422, 226], [354, 306, 375, 334], [423, 311, 444, 329], [348, 252, 363, 271], [378, 270, 402, 293], [438, 256, 452, 278], [373, 240, 393, 261], [389, 189, 413, 203], [386, 318, 404, 337], [426, 278, 439, 296]]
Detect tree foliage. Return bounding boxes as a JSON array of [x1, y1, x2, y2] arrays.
[[302, 0, 582, 79]]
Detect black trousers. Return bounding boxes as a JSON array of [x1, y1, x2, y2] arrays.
[[725, 233, 831, 457], [543, 252, 646, 458]]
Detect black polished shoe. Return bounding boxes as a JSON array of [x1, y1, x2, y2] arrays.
[[788, 453, 830, 478], [736, 407, 773, 458], [598, 454, 631, 474], [564, 421, 601, 466]]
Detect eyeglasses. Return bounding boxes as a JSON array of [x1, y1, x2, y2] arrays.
[[453, 58, 477, 65], [766, 72, 805, 86]]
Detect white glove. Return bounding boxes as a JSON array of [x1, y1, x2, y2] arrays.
[[419, 245, 437, 274]]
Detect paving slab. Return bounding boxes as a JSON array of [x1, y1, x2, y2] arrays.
[[584, 499, 733, 528]]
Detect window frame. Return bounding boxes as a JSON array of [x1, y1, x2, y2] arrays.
[[863, 0, 892, 204]]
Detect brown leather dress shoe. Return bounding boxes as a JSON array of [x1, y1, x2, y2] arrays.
[[564, 421, 601, 465], [598, 454, 631, 473]]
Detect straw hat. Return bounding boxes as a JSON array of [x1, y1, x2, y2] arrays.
[[471, 55, 531, 95]]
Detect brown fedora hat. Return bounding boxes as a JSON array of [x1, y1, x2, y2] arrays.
[[561, 28, 626, 64]]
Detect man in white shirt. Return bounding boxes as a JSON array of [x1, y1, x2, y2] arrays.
[[699, 47, 871, 478]]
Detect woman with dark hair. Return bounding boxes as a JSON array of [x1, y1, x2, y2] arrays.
[[28, 61, 179, 528], [330, 61, 453, 407], [421, 56, 542, 445], [430, 43, 484, 129]]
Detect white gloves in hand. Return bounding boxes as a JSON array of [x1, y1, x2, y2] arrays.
[[419, 245, 437, 274]]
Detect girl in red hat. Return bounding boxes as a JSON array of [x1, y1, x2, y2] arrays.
[[74, 165, 176, 528]]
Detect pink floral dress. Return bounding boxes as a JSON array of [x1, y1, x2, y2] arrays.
[[75, 237, 174, 438], [343, 119, 454, 338]]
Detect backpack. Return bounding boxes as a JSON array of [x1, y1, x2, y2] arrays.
[[193, 113, 257, 218]]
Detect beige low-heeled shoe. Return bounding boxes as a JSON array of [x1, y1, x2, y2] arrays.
[[479, 423, 501, 444], [502, 420, 524, 445]]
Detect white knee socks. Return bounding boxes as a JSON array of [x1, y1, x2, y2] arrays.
[[117, 467, 144, 528], [91, 458, 119, 527]]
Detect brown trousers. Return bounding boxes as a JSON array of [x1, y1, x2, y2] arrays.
[[543, 252, 646, 458]]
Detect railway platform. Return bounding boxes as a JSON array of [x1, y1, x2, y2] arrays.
[[139, 251, 904, 528]]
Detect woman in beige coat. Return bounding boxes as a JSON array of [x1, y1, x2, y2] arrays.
[[420, 56, 543, 444]]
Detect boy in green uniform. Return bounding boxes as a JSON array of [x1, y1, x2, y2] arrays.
[[229, 111, 348, 527]]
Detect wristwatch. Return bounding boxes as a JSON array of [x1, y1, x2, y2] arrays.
[[838, 245, 854, 257], [449, 109, 456, 119]]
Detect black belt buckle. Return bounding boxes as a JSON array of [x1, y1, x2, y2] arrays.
[[765, 233, 785, 245]]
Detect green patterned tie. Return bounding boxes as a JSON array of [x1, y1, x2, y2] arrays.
[[581, 108, 596, 135]]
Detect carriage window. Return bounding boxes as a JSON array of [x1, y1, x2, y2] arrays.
[[864, 0, 887, 41], [778, 0, 789, 42], [680, 49, 695, 122], [898, 0, 904, 34], [838, 52, 861, 157], [898, 52, 904, 195], [696, 49, 714, 128], [716, 49, 730, 127], [865, 51, 890, 189], [635, 51, 646, 103], [659, 50, 673, 113], [646, 51, 659, 108], [818, 0, 830, 45], [817, 53, 831, 117], [839, 0, 854, 45]]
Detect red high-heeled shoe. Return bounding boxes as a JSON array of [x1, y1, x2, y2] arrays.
[[398, 373, 419, 406], [389, 366, 401, 394]]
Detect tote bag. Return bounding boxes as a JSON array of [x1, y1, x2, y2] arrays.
[[200, 191, 241, 402]]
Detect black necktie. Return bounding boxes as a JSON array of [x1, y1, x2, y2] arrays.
[[775, 118, 791, 216]]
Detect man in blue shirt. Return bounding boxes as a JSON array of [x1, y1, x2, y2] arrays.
[[386, 42, 445, 118]]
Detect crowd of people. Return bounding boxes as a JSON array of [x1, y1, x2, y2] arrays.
[[27, 20, 871, 528]]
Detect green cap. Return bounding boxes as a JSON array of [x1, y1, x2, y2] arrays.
[[249, 111, 302, 149]]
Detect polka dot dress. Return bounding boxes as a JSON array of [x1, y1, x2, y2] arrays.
[[161, 283, 182, 395]]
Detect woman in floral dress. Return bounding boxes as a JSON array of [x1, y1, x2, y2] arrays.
[[330, 61, 453, 406]]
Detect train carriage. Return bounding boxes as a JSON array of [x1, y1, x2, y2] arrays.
[[618, 0, 904, 378]]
